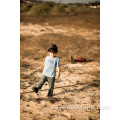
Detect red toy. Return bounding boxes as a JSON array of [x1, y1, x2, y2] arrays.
[[71, 56, 92, 63]]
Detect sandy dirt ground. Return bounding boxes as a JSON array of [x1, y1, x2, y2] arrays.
[[20, 8, 100, 120]]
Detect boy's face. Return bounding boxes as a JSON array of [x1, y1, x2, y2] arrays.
[[49, 52, 56, 58]]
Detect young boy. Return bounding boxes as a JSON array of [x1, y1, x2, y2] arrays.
[[32, 44, 60, 97]]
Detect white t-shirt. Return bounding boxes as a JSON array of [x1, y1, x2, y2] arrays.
[[43, 56, 60, 77]]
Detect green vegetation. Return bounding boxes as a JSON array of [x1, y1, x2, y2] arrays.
[[29, 3, 51, 15], [52, 4, 65, 12], [89, 1, 100, 6], [65, 5, 75, 12], [44, 2, 56, 8], [20, 3, 32, 12], [21, 1, 100, 15]]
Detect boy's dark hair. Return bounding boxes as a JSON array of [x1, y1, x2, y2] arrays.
[[48, 44, 58, 53], [48, 48, 58, 53]]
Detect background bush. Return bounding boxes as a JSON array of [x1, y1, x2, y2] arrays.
[[45, 2, 55, 8], [21, 1, 99, 15], [65, 5, 75, 12], [52, 4, 65, 13], [20, 3, 32, 12], [29, 3, 51, 15]]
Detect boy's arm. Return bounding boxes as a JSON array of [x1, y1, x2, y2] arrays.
[[56, 67, 60, 78]]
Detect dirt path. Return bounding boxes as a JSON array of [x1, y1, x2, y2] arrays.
[[20, 58, 100, 120]]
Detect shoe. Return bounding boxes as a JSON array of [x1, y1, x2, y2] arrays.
[[47, 90, 53, 97], [32, 87, 38, 93]]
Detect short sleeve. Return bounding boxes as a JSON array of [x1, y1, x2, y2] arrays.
[[56, 58, 60, 67]]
